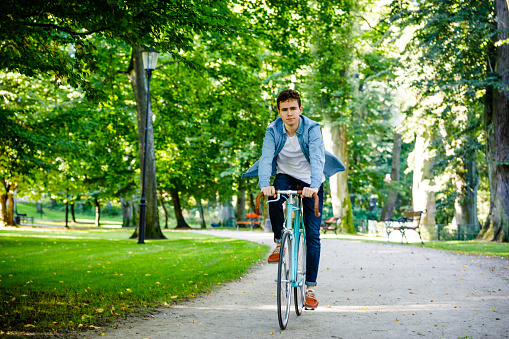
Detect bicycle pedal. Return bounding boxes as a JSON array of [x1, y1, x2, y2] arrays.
[[304, 307, 316, 311]]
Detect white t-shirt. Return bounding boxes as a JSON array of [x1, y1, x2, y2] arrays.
[[277, 134, 325, 185]]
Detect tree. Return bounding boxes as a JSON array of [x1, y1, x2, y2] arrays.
[[389, 0, 508, 241], [479, 0, 509, 241], [126, 49, 165, 237]]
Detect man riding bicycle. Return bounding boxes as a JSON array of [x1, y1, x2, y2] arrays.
[[242, 89, 345, 309]]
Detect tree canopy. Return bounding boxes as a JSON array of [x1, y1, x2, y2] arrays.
[[1, 0, 507, 241]]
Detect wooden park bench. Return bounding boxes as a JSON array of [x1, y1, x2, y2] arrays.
[[320, 217, 341, 234], [15, 212, 34, 225], [236, 213, 261, 231], [385, 210, 425, 244]]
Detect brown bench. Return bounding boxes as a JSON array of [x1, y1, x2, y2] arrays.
[[320, 217, 340, 234], [385, 211, 425, 244], [236, 213, 261, 231]]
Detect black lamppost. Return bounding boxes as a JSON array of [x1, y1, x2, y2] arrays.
[[138, 49, 159, 245]]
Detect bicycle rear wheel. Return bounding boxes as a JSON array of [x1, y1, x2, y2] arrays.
[[277, 232, 292, 330], [294, 230, 306, 315]]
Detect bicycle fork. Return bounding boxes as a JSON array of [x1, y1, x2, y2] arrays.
[[284, 196, 305, 289], [292, 203, 305, 288]]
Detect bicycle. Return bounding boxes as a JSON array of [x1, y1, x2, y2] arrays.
[[256, 190, 320, 330]]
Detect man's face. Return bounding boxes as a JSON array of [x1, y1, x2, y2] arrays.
[[278, 99, 302, 129]]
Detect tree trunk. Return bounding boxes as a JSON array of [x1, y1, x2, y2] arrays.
[[0, 194, 6, 226], [170, 187, 190, 229], [478, 0, 509, 242], [121, 198, 128, 227], [120, 197, 133, 227], [236, 183, 246, 221], [380, 132, 402, 221], [128, 48, 163, 239], [70, 202, 76, 223], [160, 197, 169, 229], [323, 119, 355, 233], [0, 180, 6, 225], [196, 198, 206, 229], [65, 188, 69, 229], [131, 198, 138, 227], [452, 143, 480, 227], [412, 134, 436, 240], [7, 190, 15, 226], [218, 197, 235, 227], [2, 181, 17, 226], [36, 201, 43, 214], [94, 197, 100, 227]]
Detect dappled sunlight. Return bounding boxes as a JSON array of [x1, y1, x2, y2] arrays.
[[172, 304, 275, 311], [170, 301, 472, 314], [466, 295, 509, 302], [0, 233, 84, 239], [319, 231, 423, 244], [312, 303, 483, 313]]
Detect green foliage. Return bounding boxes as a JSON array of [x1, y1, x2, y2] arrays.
[[153, 25, 271, 205], [0, 229, 268, 334], [387, 0, 497, 222], [2, 0, 499, 232], [0, 108, 54, 179], [0, 0, 240, 100]]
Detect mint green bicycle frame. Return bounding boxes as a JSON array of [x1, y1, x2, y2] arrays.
[[278, 191, 306, 289]]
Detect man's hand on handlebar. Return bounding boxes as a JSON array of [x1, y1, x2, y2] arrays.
[[255, 188, 320, 217], [301, 187, 318, 198], [261, 186, 276, 198]]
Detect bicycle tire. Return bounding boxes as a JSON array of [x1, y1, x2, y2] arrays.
[[294, 230, 306, 316], [277, 232, 292, 330]]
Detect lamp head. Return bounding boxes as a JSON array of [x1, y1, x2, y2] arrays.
[[142, 50, 159, 71]]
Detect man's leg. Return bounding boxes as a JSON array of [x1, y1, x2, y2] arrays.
[[269, 174, 295, 242], [267, 174, 295, 263], [302, 184, 324, 308]]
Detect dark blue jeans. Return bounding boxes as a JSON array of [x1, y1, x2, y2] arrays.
[[269, 173, 324, 287]]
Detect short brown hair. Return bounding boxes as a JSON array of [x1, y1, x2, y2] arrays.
[[277, 89, 301, 110]]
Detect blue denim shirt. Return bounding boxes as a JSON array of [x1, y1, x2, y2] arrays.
[[242, 115, 345, 188]]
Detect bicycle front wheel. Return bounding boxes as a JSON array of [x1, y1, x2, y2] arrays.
[[294, 230, 306, 316], [277, 232, 292, 330]]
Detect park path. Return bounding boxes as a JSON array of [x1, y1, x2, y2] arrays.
[[80, 230, 509, 339]]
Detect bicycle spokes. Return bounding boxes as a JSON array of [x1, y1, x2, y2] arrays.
[[294, 231, 306, 316], [277, 233, 292, 330]]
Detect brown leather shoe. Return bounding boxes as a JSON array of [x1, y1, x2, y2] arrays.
[[268, 246, 282, 263], [305, 289, 319, 309]]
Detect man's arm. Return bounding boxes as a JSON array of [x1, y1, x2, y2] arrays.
[[308, 125, 325, 188], [258, 127, 276, 189]]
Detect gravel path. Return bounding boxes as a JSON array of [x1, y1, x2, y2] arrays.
[[80, 231, 509, 339]]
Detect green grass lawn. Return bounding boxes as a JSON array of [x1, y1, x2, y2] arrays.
[[0, 228, 269, 337], [420, 240, 509, 258], [324, 233, 509, 259]]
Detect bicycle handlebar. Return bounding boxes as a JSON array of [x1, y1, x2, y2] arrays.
[[255, 190, 320, 217]]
